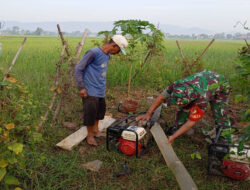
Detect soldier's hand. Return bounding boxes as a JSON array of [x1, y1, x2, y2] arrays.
[[79, 89, 87, 98], [167, 136, 175, 144], [136, 113, 151, 122]]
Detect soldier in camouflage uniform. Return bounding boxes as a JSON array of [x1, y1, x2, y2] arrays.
[[136, 70, 232, 144]]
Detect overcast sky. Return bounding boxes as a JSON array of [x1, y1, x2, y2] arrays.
[[1, 0, 249, 32]]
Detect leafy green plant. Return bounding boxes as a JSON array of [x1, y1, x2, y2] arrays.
[[0, 71, 41, 189], [231, 43, 250, 103], [191, 152, 201, 160], [107, 20, 165, 94], [97, 29, 117, 45], [113, 19, 164, 53], [97, 20, 165, 96], [230, 34, 250, 152]]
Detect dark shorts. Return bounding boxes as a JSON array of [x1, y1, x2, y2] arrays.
[[82, 96, 106, 126]]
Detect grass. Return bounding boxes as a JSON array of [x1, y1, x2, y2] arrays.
[[0, 37, 244, 97], [17, 125, 250, 190], [0, 36, 249, 189]]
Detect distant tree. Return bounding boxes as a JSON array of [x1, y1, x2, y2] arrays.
[[165, 33, 171, 38], [0, 21, 5, 30], [12, 26, 20, 35], [34, 27, 44, 35], [214, 33, 225, 39], [0, 21, 4, 35], [192, 33, 196, 39], [226, 34, 233, 40], [200, 33, 208, 39], [247, 33, 250, 39], [2, 27, 11, 34], [25, 30, 32, 35], [234, 32, 241, 40], [73, 31, 82, 36]]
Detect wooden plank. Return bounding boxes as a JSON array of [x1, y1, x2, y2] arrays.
[[151, 104, 162, 121], [56, 116, 116, 150], [150, 122, 198, 190], [56, 127, 87, 150]]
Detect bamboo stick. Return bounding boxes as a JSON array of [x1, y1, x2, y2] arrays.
[[244, 39, 249, 48], [195, 39, 215, 62], [176, 40, 191, 75], [75, 29, 89, 61], [127, 62, 133, 96], [68, 29, 89, 83], [52, 96, 62, 123], [51, 29, 88, 123], [129, 50, 152, 85], [57, 24, 70, 57], [2, 37, 27, 82], [38, 45, 66, 129]]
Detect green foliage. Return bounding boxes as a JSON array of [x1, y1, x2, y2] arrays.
[[4, 175, 20, 185], [113, 19, 165, 53], [231, 44, 250, 98], [0, 168, 6, 181], [97, 29, 117, 44], [232, 42, 250, 121], [0, 70, 41, 189], [97, 19, 165, 57], [231, 38, 250, 152], [238, 125, 250, 153], [97, 20, 165, 93], [191, 152, 202, 160]]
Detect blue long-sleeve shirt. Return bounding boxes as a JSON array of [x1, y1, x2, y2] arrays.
[[74, 47, 110, 98]]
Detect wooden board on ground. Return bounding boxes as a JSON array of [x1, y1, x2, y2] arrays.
[[150, 122, 198, 190], [56, 116, 116, 150], [151, 104, 162, 121]]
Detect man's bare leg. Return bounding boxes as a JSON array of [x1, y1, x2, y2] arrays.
[[86, 125, 98, 146], [93, 120, 106, 137]]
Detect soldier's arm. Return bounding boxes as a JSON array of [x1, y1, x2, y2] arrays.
[[168, 105, 205, 144], [136, 84, 174, 121], [136, 95, 166, 121], [167, 120, 196, 144], [146, 95, 166, 116]]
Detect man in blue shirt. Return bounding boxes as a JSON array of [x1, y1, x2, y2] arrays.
[[74, 35, 128, 146]]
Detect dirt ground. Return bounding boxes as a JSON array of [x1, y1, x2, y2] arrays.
[[106, 86, 248, 126]]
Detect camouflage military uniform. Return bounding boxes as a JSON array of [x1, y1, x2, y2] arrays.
[[162, 70, 232, 141]]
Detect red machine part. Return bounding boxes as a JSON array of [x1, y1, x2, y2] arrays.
[[222, 160, 250, 181], [118, 138, 141, 156]]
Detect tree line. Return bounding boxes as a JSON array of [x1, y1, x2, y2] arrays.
[[1, 26, 250, 40]]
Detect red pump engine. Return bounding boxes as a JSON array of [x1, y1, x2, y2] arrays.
[[207, 126, 250, 181], [222, 160, 250, 181], [118, 138, 141, 156]]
